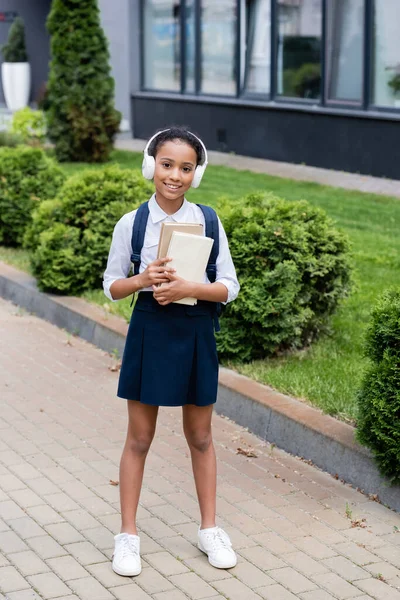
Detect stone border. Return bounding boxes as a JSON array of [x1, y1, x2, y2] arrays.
[[1, 261, 399, 512]]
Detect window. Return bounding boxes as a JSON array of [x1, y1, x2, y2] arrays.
[[184, 0, 196, 93], [200, 0, 237, 95], [242, 0, 271, 95], [143, 0, 181, 91], [276, 0, 322, 100], [372, 0, 400, 108], [325, 0, 364, 103]]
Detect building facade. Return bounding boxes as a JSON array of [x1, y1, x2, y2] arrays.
[[1, 0, 399, 178]]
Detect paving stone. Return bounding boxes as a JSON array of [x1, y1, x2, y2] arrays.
[[145, 551, 189, 576], [27, 573, 72, 599], [299, 590, 337, 599], [46, 556, 89, 581], [61, 509, 100, 531], [312, 572, 362, 598], [239, 545, 286, 570], [0, 566, 30, 593], [284, 551, 329, 576], [293, 536, 338, 559], [86, 562, 133, 588], [6, 590, 42, 600], [27, 504, 65, 526], [8, 516, 46, 539], [67, 577, 114, 600], [0, 500, 26, 521], [0, 530, 29, 554], [184, 556, 232, 582], [268, 567, 317, 594], [322, 555, 370, 581], [8, 488, 43, 508], [257, 585, 298, 600], [109, 584, 153, 599], [8, 550, 50, 576], [213, 577, 263, 599], [355, 578, 400, 600], [45, 522, 85, 545], [231, 560, 274, 588], [64, 541, 107, 566], [27, 535, 68, 560], [133, 567, 175, 594]]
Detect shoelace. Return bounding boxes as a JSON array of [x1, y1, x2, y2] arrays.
[[118, 535, 139, 559], [209, 527, 232, 552]]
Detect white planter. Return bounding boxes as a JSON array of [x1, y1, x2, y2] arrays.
[[394, 98, 400, 109], [1, 62, 31, 111]]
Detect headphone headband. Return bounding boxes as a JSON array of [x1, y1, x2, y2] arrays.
[[145, 128, 208, 167]]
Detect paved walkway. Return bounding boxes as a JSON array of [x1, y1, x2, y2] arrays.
[[115, 138, 400, 199], [1, 297, 400, 600]]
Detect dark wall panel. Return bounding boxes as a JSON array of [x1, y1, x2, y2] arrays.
[[0, 0, 51, 104], [132, 96, 400, 180]]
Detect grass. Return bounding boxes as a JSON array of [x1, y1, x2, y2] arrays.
[[2, 148, 400, 421]]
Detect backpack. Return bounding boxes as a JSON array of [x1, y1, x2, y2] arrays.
[[130, 201, 221, 329]]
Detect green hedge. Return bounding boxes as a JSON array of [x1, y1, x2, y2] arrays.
[[217, 192, 352, 362], [0, 147, 65, 246], [356, 288, 400, 483], [27, 166, 153, 294]]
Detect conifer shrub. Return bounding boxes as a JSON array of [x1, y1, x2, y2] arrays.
[[46, 0, 121, 162], [356, 289, 400, 483], [1, 16, 28, 62], [217, 193, 352, 362], [27, 166, 153, 294], [0, 146, 65, 246]]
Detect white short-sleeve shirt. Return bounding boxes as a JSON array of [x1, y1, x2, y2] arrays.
[[103, 194, 240, 304]]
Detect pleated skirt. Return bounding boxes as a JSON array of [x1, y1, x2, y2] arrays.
[[117, 292, 219, 407]]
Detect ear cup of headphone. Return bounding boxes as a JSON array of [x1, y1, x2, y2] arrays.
[[191, 163, 206, 188], [142, 154, 155, 180]]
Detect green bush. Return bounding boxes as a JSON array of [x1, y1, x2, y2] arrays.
[[28, 166, 153, 294], [46, 0, 121, 162], [356, 289, 400, 483], [0, 146, 65, 246], [9, 108, 47, 146], [217, 193, 352, 362], [1, 16, 28, 62]]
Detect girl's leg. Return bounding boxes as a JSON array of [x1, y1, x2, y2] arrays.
[[119, 401, 159, 535], [182, 404, 216, 529]]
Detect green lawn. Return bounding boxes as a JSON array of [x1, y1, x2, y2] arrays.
[[2, 149, 400, 422]]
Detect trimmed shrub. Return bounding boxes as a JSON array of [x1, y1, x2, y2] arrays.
[[356, 289, 400, 483], [9, 108, 47, 146], [1, 16, 28, 62], [46, 0, 121, 162], [217, 193, 352, 362], [0, 146, 65, 246], [27, 166, 153, 294]]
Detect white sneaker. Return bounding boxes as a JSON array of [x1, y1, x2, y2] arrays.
[[112, 533, 141, 577], [198, 526, 237, 569]]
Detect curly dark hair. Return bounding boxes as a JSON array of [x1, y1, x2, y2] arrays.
[[148, 126, 205, 166]]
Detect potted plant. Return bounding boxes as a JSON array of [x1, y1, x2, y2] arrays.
[[1, 16, 30, 111], [388, 64, 400, 108]]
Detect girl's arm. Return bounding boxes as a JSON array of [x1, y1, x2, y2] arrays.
[[110, 258, 175, 300]]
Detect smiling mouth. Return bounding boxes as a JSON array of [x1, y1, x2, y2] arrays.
[[164, 183, 181, 191]]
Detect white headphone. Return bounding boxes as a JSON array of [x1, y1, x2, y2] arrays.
[[142, 129, 208, 189]]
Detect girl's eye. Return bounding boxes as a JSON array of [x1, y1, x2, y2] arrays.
[[162, 162, 170, 168], [183, 167, 193, 173]]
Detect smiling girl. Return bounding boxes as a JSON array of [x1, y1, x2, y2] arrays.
[[103, 127, 240, 577]]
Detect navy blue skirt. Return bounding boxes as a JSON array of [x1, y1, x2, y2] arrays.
[[117, 292, 219, 407]]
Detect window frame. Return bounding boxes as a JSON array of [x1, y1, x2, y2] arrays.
[[139, 0, 400, 113]]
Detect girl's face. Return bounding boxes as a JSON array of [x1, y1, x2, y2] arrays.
[[153, 140, 197, 209]]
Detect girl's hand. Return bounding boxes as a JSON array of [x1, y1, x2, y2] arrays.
[[138, 257, 175, 289], [152, 274, 193, 305]]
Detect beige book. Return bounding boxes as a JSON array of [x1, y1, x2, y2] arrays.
[[157, 222, 203, 260], [167, 231, 214, 306]]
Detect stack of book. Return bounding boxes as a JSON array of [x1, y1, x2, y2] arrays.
[[157, 222, 214, 306]]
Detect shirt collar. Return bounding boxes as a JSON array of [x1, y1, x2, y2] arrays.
[[149, 193, 190, 224]]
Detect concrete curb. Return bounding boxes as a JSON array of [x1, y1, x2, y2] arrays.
[[1, 261, 399, 512]]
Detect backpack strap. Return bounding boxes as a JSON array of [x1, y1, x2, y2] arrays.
[[197, 204, 222, 332], [197, 204, 219, 284], [131, 202, 150, 276]]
